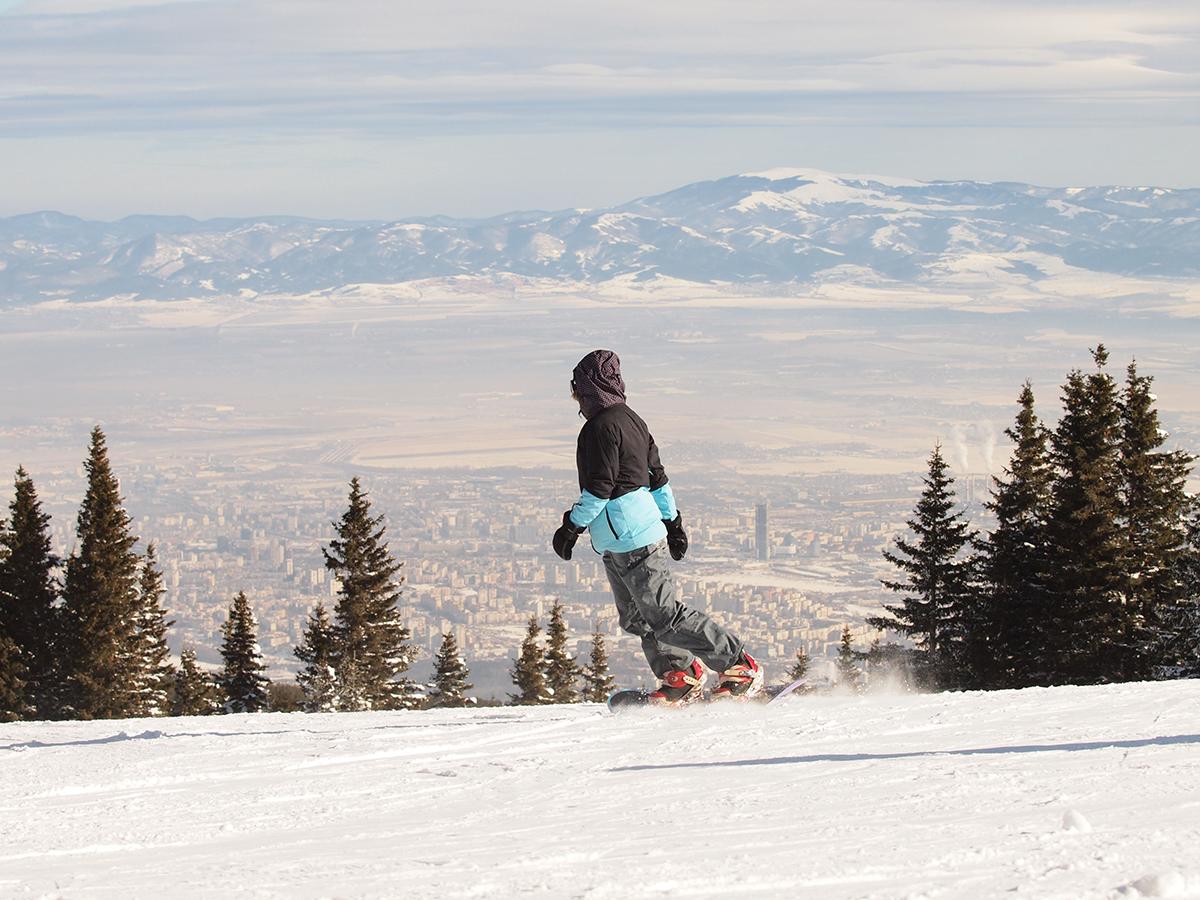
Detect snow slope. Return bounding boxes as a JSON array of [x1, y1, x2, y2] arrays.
[[2, 681, 1199, 899]]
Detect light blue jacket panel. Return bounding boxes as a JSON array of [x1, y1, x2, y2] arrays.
[[570, 484, 674, 554], [651, 482, 677, 521]]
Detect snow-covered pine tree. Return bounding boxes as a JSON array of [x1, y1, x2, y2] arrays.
[[172, 646, 219, 716], [1119, 360, 1195, 678], [60, 427, 142, 719], [787, 647, 810, 682], [0, 629, 26, 722], [975, 382, 1056, 688], [294, 602, 338, 712], [427, 631, 473, 708], [324, 478, 418, 711], [218, 592, 269, 714], [1043, 347, 1127, 684], [543, 599, 579, 703], [581, 628, 615, 702], [836, 625, 862, 693], [129, 544, 175, 716], [510, 614, 550, 705], [867, 445, 976, 689], [0, 467, 61, 719]]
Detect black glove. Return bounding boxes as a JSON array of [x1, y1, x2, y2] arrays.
[[553, 510, 586, 560], [664, 512, 688, 561]]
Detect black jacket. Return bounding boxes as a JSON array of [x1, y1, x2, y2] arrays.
[[576, 403, 668, 500]]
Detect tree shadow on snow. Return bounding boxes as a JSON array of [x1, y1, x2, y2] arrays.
[[610, 734, 1200, 773], [0, 712, 576, 752]]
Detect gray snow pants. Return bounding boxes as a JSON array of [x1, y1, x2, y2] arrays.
[[602, 539, 744, 678]]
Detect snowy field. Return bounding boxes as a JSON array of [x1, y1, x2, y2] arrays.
[[3, 682, 1200, 899]]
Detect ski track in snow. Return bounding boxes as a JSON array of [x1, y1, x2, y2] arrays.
[[2, 682, 1200, 899]]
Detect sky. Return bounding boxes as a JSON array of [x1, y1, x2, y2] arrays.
[[1, 0, 1198, 220]]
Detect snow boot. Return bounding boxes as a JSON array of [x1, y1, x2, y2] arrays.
[[711, 652, 764, 700], [648, 660, 706, 706]]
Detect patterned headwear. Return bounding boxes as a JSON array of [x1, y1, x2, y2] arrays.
[[571, 349, 627, 419]]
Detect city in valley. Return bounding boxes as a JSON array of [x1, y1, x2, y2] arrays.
[[17, 453, 946, 699]]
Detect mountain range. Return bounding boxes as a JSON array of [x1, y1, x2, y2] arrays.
[[2, 168, 1198, 304]]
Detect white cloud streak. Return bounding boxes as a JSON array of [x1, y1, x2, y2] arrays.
[[1, 0, 1197, 133]]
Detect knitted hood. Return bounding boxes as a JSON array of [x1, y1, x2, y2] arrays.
[[571, 349, 627, 419]]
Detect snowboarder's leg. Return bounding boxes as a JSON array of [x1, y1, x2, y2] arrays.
[[603, 551, 692, 677], [606, 540, 744, 674]]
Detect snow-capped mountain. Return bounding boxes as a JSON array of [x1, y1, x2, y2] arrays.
[[2, 168, 1198, 303]]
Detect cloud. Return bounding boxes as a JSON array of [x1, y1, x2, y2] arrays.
[[0, 0, 1197, 216], [2, 0, 203, 12], [0, 0, 1196, 141]]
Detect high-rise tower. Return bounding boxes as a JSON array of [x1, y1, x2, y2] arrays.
[[755, 502, 769, 561]]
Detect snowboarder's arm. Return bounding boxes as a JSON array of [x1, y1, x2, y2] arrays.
[[578, 421, 620, 499], [647, 433, 677, 519], [571, 421, 620, 528], [569, 490, 608, 529], [650, 482, 677, 521]]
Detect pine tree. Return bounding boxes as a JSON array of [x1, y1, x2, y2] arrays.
[[427, 631, 473, 708], [218, 592, 269, 714], [172, 646, 219, 716], [867, 445, 977, 689], [861, 638, 883, 687], [0, 629, 26, 722], [1119, 360, 1194, 678], [324, 478, 417, 711], [1043, 347, 1127, 683], [60, 427, 142, 719], [786, 647, 810, 682], [1184, 499, 1200, 601], [862, 639, 914, 690], [975, 383, 1056, 688], [543, 599, 579, 703], [0, 467, 61, 718], [836, 625, 862, 693], [510, 614, 550, 705], [128, 545, 174, 716], [294, 603, 338, 712], [1158, 496, 1200, 675], [581, 628, 616, 702]]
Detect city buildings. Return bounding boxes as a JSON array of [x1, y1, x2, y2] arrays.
[[23, 460, 925, 698]]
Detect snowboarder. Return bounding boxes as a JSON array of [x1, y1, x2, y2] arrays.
[[552, 349, 763, 705]]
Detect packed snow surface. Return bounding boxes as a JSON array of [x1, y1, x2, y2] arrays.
[[3, 681, 1200, 899]]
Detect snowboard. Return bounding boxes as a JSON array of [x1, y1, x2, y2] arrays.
[[606, 677, 808, 713]]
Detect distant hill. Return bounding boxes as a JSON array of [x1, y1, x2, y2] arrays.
[[2, 168, 1199, 304]]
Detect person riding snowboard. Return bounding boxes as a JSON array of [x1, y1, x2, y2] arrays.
[[552, 349, 763, 705]]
